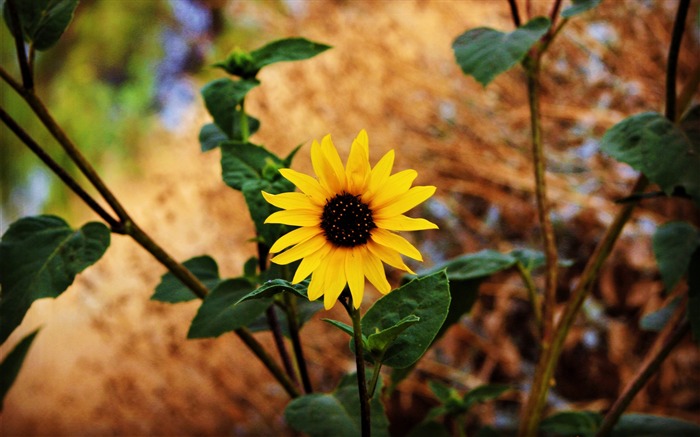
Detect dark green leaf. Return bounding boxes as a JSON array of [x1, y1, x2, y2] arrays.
[[187, 278, 272, 339], [510, 248, 546, 271], [428, 380, 458, 403], [600, 111, 700, 204], [362, 271, 450, 368], [366, 314, 420, 355], [151, 255, 220, 303], [0, 215, 110, 344], [611, 413, 700, 437], [420, 249, 517, 281], [220, 141, 286, 190], [640, 297, 680, 332], [463, 384, 511, 409], [452, 17, 551, 86], [406, 421, 452, 437], [540, 411, 602, 437], [212, 49, 258, 78], [199, 123, 229, 152], [561, 0, 602, 18], [0, 328, 40, 410], [247, 299, 322, 337], [243, 256, 258, 280], [201, 79, 259, 137], [284, 372, 389, 437], [237, 279, 309, 304], [687, 248, 700, 344], [242, 178, 293, 245], [3, 0, 79, 50], [251, 37, 331, 70], [323, 318, 357, 338], [652, 221, 700, 292]]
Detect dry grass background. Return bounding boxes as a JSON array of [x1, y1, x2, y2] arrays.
[[1, 0, 699, 435]]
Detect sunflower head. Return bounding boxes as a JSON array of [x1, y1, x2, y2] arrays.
[[263, 130, 437, 310]]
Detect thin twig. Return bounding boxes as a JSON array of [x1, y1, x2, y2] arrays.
[[548, 0, 563, 30], [516, 261, 542, 334], [0, 106, 122, 231], [507, 0, 522, 28], [344, 297, 371, 437], [665, 0, 690, 123], [6, 0, 33, 91], [285, 293, 313, 394], [0, 65, 24, 95]]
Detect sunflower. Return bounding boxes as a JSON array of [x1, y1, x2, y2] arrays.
[[262, 130, 437, 309]]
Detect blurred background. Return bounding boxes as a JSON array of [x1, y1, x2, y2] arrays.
[[1, 0, 699, 435]]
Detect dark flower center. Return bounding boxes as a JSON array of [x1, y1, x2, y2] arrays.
[[320, 192, 376, 247]]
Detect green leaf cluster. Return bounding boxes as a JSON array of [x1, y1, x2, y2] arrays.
[[424, 382, 511, 425], [540, 411, 700, 437], [2, 0, 79, 51]]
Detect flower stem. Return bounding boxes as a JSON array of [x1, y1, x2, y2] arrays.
[[284, 293, 314, 394], [367, 362, 383, 399], [516, 261, 542, 335], [346, 298, 371, 437], [6, 0, 33, 91], [240, 98, 250, 142]]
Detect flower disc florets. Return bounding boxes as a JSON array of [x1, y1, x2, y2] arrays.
[[321, 192, 376, 247]]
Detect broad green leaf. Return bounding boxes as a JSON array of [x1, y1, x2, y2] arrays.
[[406, 421, 452, 437], [366, 315, 420, 356], [463, 384, 511, 409], [687, 248, 700, 344], [284, 372, 389, 437], [452, 17, 551, 86], [0, 215, 110, 344], [151, 255, 220, 303], [362, 271, 450, 368], [220, 141, 286, 190], [600, 111, 700, 204], [611, 413, 700, 437], [511, 248, 546, 271], [0, 328, 40, 410], [640, 297, 680, 332], [242, 178, 293, 245], [242, 256, 258, 280], [652, 221, 700, 292], [251, 37, 331, 70], [561, 0, 602, 18], [3, 0, 79, 50], [199, 123, 229, 152], [540, 411, 603, 437], [187, 278, 272, 339], [236, 279, 309, 304], [201, 78, 259, 137], [322, 318, 358, 339], [420, 249, 517, 281]]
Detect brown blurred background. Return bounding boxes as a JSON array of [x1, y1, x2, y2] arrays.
[[1, 0, 699, 435]]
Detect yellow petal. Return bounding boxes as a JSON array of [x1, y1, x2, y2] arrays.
[[345, 130, 371, 194], [293, 242, 331, 283], [321, 135, 346, 189], [308, 266, 326, 301], [269, 226, 322, 253], [362, 250, 391, 294], [345, 247, 365, 308], [262, 191, 316, 211], [270, 234, 326, 265], [323, 248, 348, 309], [375, 215, 438, 231], [265, 209, 320, 227], [364, 149, 394, 200], [311, 140, 343, 194], [371, 228, 423, 261], [374, 186, 436, 219], [367, 240, 414, 274], [279, 168, 329, 205], [370, 169, 417, 209]]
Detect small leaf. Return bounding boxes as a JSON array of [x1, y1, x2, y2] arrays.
[[0, 215, 110, 344], [510, 248, 547, 271], [242, 178, 293, 245], [152, 255, 220, 303], [652, 221, 700, 292], [251, 37, 331, 70], [220, 141, 286, 190], [452, 17, 551, 86], [463, 384, 511, 410], [366, 314, 420, 355], [600, 111, 700, 204], [236, 279, 309, 304], [199, 123, 229, 152], [284, 372, 389, 437], [420, 249, 517, 281], [640, 297, 680, 332], [687, 248, 700, 344], [201, 79, 259, 137], [540, 411, 603, 437], [322, 318, 357, 338], [428, 380, 458, 403], [0, 328, 41, 410], [362, 271, 450, 368], [561, 0, 603, 18], [187, 278, 272, 339], [3, 0, 79, 51], [611, 413, 700, 437]]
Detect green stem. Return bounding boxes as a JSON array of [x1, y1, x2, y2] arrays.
[[516, 262, 542, 334], [284, 293, 313, 394], [367, 362, 383, 399], [6, 0, 33, 91], [239, 98, 250, 142], [345, 298, 371, 437]]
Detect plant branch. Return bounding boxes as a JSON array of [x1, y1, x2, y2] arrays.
[[344, 297, 371, 437], [596, 307, 690, 437], [516, 262, 543, 334], [507, 0, 521, 28], [0, 106, 122, 231], [284, 293, 313, 394], [0, 65, 24, 95], [665, 0, 691, 123], [6, 0, 33, 91]]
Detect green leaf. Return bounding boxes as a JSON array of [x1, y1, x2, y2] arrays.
[[452, 17, 551, 86], [510, 248, 547, 271], [420, 249, 517, 281], [236, 279, 309, 304], [463, 384, 511, 410], [0, 215, 110, 344], [0, 328, 40, 410], [362, 271, 450, 368], [247, 299, 322, 337], [540, 411, 603, 437], [187, 278, 273, 339], [251, 37, 331, 70], [366, 315, 420, 356], [561, 0, 602, 18], [640, 297, 680, 332], [611, 413, 700, 437], [242, 178, 293, 245], [151, 255, 220, 303], [220, 141, 286, 190], [687, 248, 700, 344], [652, 221, 700, 292], [323, 318, 357, 338], [199, 123, 229, 152], [284, 372, 389, 437], [201, 79, 259, 137], [600, 111, 700, 204], [3, 0, 79, 51]]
